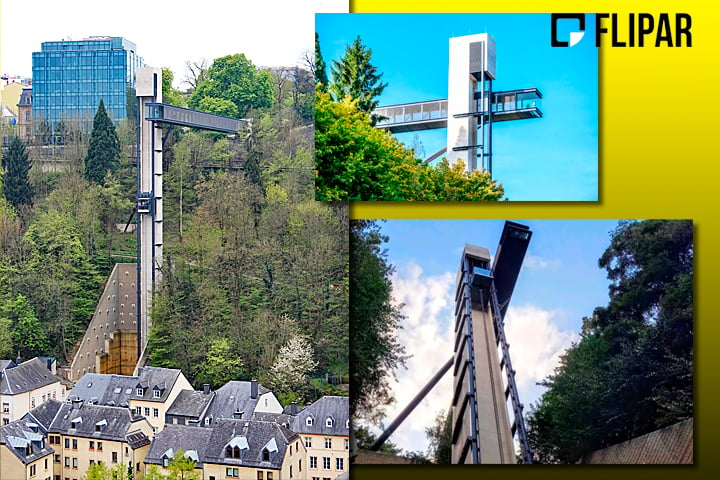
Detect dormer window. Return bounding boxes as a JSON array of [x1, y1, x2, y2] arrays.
[[325, 417, 334, 428], [261, 438, 278, 462], [153, 390, 161, 398], [346, 420, 349, 429], [70, 417, 82, 429], [225, 436, 249, 459], [306, 416, 314, 427], [136, 388, 144, 397], [95, 419, 107, 432]]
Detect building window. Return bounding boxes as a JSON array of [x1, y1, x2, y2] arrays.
[[336, 458, 344, 470], [153, 390, 161, 398], [324, 438, 332, 449], [144, 407, 150, 417], [290, 466, 292, 478], [136, 388, 143, 396], [72, 439, 77, 450], [31, 398, 35, 408], [225, 467, 239, 477], [135, 406, 142, 415], [65, 457, 70, 468], [30, 464, 36, 476], [309, 457, 317, 469], [305, 437, 312, 448], [325, 417, 333, 428], [2, 403, 9, 413], [54, 455, 60, 463], [344, 439, 349, 450], [112, 452, 118, 463], [2, 418, 8, 425], [266, 473, 273, 480], [306, 417, 313, 426], [299, 459, 302, 471], [153, 408, 159, 418], [64, 439, 70, 448], [72, 458, 78, 469], [98, 442, 103, 451], [89, 441, 94, 450], [322, 457, 330, 470]]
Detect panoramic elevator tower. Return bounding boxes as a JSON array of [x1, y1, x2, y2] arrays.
[[452, 222, 533, 464]]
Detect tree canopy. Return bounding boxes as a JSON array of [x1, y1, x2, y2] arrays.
[[350, 221, 406, 424], [315, 89, 504, 201], [527, 220, 693, 463], [329, 36, 387, 116], [188, 54, 273, 118], [1, 136, 33, 209], [84, 99, 120, 185]]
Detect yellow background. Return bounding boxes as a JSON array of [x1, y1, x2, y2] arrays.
[[351, 0, 715, 476]]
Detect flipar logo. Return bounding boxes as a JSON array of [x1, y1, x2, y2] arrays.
[[551, 13, 586, 47], [551, 13, 693, 47]]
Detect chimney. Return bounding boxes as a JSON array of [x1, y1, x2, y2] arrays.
[[203, 384, 210, 395], [290, 401, 298, 415], [233, 410, 244, 419], [250, 379, 258, 399], [71, 397, 83, 409]]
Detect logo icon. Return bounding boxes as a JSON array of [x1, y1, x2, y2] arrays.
[[551, 13, 586, 47]]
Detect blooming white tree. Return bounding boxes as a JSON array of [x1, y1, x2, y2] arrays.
[[270, 334, 318, 396]]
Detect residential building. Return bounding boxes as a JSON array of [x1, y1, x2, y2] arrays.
[[16, 87, 33, 142], [45, 399, 152, 479], [290, 396, 349, 479], [202, 381, 282, 427], [165, 387, 216, 426], [67, 366, 192, 434], [0, 415, 54, 480], [145, 419, 307, 480], [31, 36, 144, 136], [1, 358, 67, 425]]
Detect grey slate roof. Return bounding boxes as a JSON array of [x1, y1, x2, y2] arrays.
[[203, 418, 298, 470], [0, 360, 17, 371], [0, 357, 61, 395], [1, 418, 54, 465], [166, 390, 216, 419], [23, 399, 63, 431], [68, 373, 137, 407], [134, 367, 182, 403], [144, 424, 213, 467], [291, 396, 349, 437], [48, 402, 144, 443], [204, 381, 269, 424]]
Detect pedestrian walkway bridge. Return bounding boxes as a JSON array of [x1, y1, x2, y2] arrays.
[[374, 88, 542, 133]]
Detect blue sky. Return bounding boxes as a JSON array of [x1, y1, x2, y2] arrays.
[[316, 13, 598, 201], [364, 219, 619, 454]]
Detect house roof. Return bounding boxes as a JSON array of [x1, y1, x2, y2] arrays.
[[133, 367, 181, 403], [23, 399, 63, 431], [204, 381, 269, 423], [0, 357, 61, 395], [166, 389, 216, 419], [291, 396, 349, 437], [67, 373, 137, 407], [1, 418, 54, 465], [48, 402, 144, 443], [203, 418, 298, 469], [144, 425, 213, 467]]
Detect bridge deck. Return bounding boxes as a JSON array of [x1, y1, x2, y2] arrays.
[[375, 88, 542, 133]]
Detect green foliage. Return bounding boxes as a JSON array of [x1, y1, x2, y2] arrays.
[[84, 99, 121, 184], [426, 410, 452, 464], [2, 294, 49, 359], [1, 137, 33, 209], [350, 221, 406, 424], [188, 54, 273, 119], [314, 89, 504, 201], [196, 337, 244, 388], [353, 425, 401, 455], [82, 462, 111, 480], [162, 68, 187, 107], [315, 33, 329, 87], [329, 36, 387, 116], [167, 449, 201, 480], [527, 220, 694, 463]]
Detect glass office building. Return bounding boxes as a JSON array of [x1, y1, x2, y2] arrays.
[[32, 36, 144, 134]]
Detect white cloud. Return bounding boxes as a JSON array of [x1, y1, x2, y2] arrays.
[[376, 262, 454, 454], [504, 304, 578, 393], [523, 255, 561, 270]]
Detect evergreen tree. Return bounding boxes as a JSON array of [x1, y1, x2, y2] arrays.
[[84, 99, 120, 185], [329, 36, 387, 117], [1, 137, 33, 208], [315, 32, 329, 87]]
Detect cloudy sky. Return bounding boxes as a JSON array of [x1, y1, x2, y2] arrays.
[[1, 0, 347, 86], [367, 220, 619, 454]]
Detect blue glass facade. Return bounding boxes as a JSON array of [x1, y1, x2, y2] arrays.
[[32, 37, 144, 133]]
